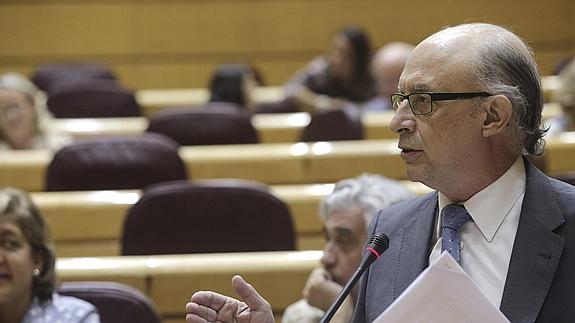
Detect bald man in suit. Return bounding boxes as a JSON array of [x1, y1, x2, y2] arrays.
[[185, 23, 575, 323]]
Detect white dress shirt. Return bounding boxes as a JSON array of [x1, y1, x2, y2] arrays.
[[429, 156, 526, 308]]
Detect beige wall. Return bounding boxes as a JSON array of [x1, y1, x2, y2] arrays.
[[0, 0, 573, 90]]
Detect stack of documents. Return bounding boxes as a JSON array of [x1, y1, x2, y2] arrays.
[[374, 252, 510, 323]]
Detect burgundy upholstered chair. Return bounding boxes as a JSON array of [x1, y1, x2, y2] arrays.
[[32, 62, 117, 94], [46, 78, 141, 118], [45, 133, 187, 191], [147, 103, 258, 146], [299, 106, 364, 142], [57, 281, 161, 323], [121, 179, 296, 255]]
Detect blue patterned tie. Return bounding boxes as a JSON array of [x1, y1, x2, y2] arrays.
[[441, 204, 472, 264]]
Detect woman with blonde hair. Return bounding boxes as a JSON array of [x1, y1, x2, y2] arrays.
[[0, 73, 70, 150]]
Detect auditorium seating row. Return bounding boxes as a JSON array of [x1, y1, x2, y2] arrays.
[[2, 134, 574, 193], [0, 139, 406, 191], [50, 102, 562, 143], [35, 181, 432, 257], [136, 76, 560, 117], [51, 110, 398, 143], [57, 250, 319, 323]]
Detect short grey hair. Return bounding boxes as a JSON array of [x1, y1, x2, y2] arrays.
[[319, 174, 416, 229], [462, 23, 546, 155]]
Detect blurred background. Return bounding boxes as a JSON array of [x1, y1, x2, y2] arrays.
[[1, 0, 573, 89]]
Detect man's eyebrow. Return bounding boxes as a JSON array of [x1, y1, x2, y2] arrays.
[[412, 83, 431, 92], [399, 82, 431, 94]]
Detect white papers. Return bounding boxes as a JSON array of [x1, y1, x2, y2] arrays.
[[373, 251, 510, 323]]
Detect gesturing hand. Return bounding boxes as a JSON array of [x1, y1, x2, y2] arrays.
[[185, 275, 275, 323]]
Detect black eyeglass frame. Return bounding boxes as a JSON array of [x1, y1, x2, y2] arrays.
[[391, 92, 493, 115]]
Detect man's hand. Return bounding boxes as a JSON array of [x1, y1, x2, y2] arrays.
[[302, 267, 343, 311], [186, 275, 275, 323]]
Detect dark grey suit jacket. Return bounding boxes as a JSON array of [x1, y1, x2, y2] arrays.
[[352, 159, 575, 323]]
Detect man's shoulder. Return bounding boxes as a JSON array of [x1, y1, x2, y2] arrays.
[[371, 192, 437, 231], [547, 176, 575, 216]]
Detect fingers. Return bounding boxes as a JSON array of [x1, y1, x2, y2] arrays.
[[186, 291, 230, 322], [186, 300, 217, 322], [231, 275, 272, 312], [191, 291, 227, 311]]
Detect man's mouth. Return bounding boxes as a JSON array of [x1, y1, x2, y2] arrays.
[[399, 147, 423, 160]]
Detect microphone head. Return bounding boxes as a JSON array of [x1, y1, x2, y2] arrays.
[[367, 232, 389, 255]]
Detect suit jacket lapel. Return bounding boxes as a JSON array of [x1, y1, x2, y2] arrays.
[[393, 192, 438, 299], [500, 160, 565, 322]]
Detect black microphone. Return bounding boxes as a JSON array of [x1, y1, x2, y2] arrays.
[[320, 232, 390, 323]]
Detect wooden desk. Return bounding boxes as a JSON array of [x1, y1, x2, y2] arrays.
[[542, 75, 560, 103], [50, 111, 397, 144], [50, 103, 560, 144], [57, 251, 321, 321], [1, 140, 399, 192], [545, 132, 575, 173], [34, 181, 432, 257], [136, 86, 284, 118], [179, 140, 406, 184], [136, 80, 559, 117], [2, 137, 574, 193]]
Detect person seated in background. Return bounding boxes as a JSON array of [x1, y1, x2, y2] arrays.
[[283, 26, 376, 114], [281, 174, 415, 323], [547, 59, 575, 135], [0, 187, 100, 323], [208, 62, 260, 112], [362, 42, 414, 112], [0, 73, 70, 150]]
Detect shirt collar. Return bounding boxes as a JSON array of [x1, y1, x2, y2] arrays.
[[438, 156, 526, 242]]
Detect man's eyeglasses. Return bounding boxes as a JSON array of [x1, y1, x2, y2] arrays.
[[390, 92, 492, 115]]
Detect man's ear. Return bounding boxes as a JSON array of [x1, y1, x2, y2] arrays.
[[482, 95, 512, 137]]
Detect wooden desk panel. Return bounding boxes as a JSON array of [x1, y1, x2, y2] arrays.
[[145, 251, 320, 315], [0, 150, 52, 192], [546, 133, 575, 173], [2, 137, 574, 193], [56, 255, 149, 292], [50, 111, 396, 144], [56, 251, 321, 318], [136, 87, 284, 118], [542, 76, 560, 103], [305, 141, 405, 183], [180, 143, 309, 184], [136, 81, 559, 116], [51, 104, 560, 145]]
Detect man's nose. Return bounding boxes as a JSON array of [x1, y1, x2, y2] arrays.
[[390, 100, 416, 134], [321, 244, 337, 268]]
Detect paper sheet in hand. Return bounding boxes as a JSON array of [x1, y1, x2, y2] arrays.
[[373, 251, 510, 323]]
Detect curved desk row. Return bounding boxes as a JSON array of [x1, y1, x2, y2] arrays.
[[135, 79, 560, 117], [34, 181, 432, 257], [51, 110, 398, 144], [1, 135, 573, 193], [57, 250, 321, 323], [50, 103, 561, 143], [0, 139, 406, 192]]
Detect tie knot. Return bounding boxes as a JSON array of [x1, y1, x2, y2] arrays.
[[441, 204, 471, 230]]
